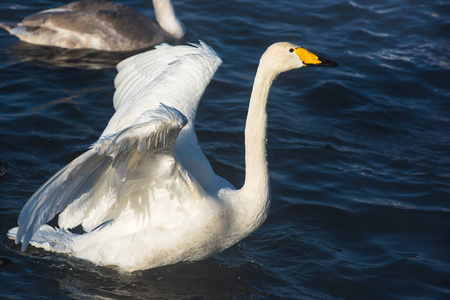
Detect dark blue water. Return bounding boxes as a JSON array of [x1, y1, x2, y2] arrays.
[[0, 0, 449, 299]]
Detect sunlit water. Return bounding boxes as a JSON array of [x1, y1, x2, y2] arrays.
[[0, 0, 449, 299]]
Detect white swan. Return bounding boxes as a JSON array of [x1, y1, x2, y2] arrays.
[[0, 0, 184, 51], [8, 41, 337, 272]]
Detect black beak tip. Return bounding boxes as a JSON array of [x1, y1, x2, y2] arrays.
[[319, 57, 339, 67], [305, 57, 339, 67], [329, 60, 339, 67]]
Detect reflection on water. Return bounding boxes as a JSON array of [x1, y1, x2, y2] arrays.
[[3, 41, 139, 70], [4, 237, 259, 299]]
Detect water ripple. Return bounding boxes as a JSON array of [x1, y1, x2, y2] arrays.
[[0, 0, 449, 299]]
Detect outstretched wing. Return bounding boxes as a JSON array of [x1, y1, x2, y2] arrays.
[[16, 104, 196, 251], [16, 42, 224, 251], [108, 41, 222, 135], [105, 41, 226, 192]]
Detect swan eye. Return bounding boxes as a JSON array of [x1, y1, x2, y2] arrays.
[[289, 48, 294, 53]]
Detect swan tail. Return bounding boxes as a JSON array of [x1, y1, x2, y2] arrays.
[[0, 22, 17, 32], [9, 225, 74, 254]]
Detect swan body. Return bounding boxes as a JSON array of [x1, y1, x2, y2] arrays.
[[8, 41, 337, 272], [0, 0, 184, 51]]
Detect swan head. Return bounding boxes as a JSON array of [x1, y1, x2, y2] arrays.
[[260, 42, 338, 76]]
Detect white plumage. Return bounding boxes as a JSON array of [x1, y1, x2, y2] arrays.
[[9, 41, 337, 272]]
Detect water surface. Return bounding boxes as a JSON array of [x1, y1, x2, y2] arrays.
[[0, 0, 449, 299]]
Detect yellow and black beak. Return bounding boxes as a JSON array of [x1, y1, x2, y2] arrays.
[[294, 47, 338, 67]]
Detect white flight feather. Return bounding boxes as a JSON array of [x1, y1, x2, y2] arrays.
[[112, 41, 222, 126]]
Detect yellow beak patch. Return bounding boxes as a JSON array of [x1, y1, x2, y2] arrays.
[[294, 47, 322, 65]]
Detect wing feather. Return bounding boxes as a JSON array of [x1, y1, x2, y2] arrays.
[[111, 41, 222, 130], [16, 104, 189, 251], [16, 150, 111, 251]]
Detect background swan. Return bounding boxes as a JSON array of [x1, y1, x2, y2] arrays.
[[0, 0, 184, 51], [8, 41, 337, 272]]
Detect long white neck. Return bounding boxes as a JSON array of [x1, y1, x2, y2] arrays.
[[152, 0, 185, 39], [237, 60, 277, 226]]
